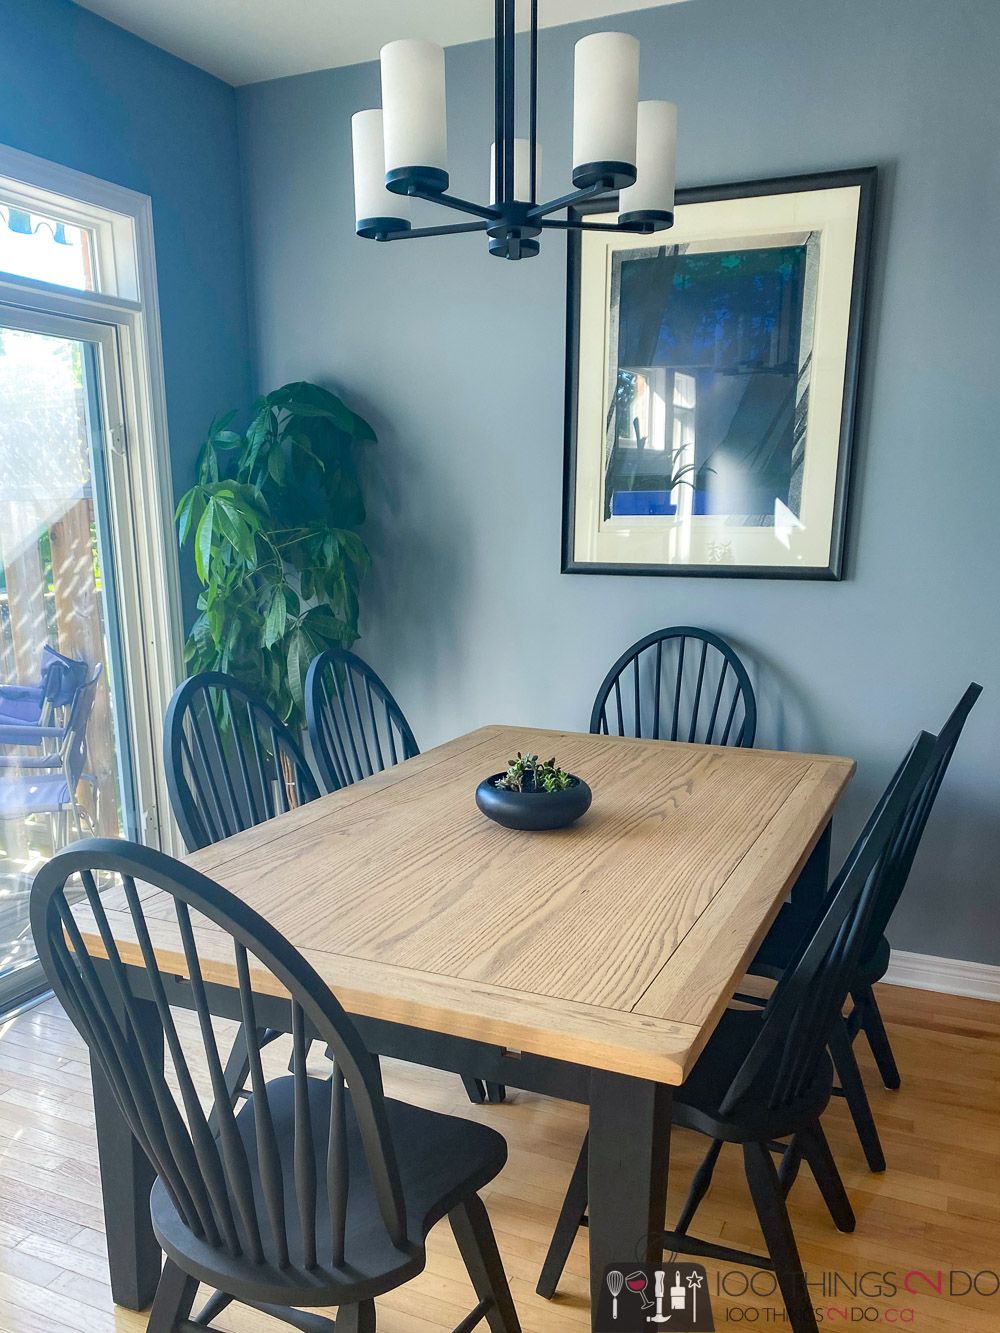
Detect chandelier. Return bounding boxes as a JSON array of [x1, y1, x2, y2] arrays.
[[351, 1, 677, 261]]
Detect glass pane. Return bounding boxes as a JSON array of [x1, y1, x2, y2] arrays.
[[0, 201, 96, 291], [0, 323, 132, 1010]]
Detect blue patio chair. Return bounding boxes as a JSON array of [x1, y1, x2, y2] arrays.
[[0, 664, 103, 841], [0, 645, 89, 739]]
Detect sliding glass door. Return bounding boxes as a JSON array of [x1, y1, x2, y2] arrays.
[[0, 308, 135, 1010]]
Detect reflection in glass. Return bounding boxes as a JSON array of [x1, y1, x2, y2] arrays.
[[0, 325, 126, 1009], [605, 234, 819, 525], [0, 201, 96, 290]]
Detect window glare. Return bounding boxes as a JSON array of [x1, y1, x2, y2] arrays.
[[0, 201, 96, 291]]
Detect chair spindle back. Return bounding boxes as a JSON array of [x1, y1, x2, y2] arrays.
[[164, 672, 320, 852], [723, 731, 937, 1117], [305, 648, 418, 793], [863, 682, 981, 951], [590, 627, 757, 747], [30, 839, 406, 1276]]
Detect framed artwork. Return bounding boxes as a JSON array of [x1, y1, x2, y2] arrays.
[[562, 168, 876, 578]]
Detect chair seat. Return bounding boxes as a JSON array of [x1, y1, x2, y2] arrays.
[[673, 1008, 834, 1143], [750, 903, 891, 987], [0, 775, 71, 818], [0, 752, 63, 770], [152, 1076, 508, 1308]]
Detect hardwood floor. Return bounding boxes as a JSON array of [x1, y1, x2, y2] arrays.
[[0, 984, 996, 1332]]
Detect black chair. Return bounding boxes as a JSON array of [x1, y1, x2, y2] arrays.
[[747, 682, 981, 1171], [537, 733, 936, 1333], [306, 648, 503, 1109], [164, 671, 321, 853], [305, 647, 418, 794], [590, 627, 757, 747], [30, 839, 522, 1333]]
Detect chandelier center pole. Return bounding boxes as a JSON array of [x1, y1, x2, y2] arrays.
[[351, 2, 678, 258]]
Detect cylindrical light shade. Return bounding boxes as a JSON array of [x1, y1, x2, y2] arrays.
[[572, 32, 639, 190], [618, 100, 677, 231], [381, 39, 449, 194], [352, 111, 412, 238], [490, 139, 537, 203]]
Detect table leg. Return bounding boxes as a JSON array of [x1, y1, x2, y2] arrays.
[[92, 993, 162, 1310], [791, 820, 832, 913], [587, 1071, 672, 1329]]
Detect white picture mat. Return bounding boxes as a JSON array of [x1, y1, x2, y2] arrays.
[[572, 185, 862, 570]]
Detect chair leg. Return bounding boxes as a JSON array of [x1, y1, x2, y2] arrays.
[[778, 1136, 804, 1197], [854, 985, 901, 1090], [334, 1301, 376, 1332], [462, 1076, 487, 1104], [829, 1018, 886, 1172], [798, 1123, 855, 1233], [675, 1139, 723, 1234], [536, 1135, 589, 1299], [146, 1259, 198, 1333], [743, 1142, 817, 1333], [450, 1193, 522, 1333], [191, 1289, 235, 1325], [485, 1082, 507, 1104]]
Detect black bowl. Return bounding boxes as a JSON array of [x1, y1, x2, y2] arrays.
[[475, 773, 593, 831]]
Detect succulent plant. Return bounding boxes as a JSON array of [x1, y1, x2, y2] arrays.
[[495, 752, 574, 794]]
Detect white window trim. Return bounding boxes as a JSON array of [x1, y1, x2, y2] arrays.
[[0, 143, 184, 853]]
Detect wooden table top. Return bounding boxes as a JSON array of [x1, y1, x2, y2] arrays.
[[91, 726, 854, 1085]]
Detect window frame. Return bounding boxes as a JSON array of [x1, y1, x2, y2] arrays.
[[0, 144, 184, 853]]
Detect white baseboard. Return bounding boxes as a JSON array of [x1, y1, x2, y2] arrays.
[[882, 949, 1000, 1001]]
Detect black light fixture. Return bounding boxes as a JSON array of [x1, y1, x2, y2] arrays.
[[351, 0, 677, 261]]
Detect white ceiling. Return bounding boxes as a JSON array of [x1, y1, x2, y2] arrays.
[[73, 0, 688, 87]]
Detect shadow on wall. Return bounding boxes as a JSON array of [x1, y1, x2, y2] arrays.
[[730, 636, 821, 755], [349, 384, 476, 723]]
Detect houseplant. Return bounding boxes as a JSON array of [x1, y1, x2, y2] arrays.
[[475, 752, 592, 830], [176, 381, 375, 729]]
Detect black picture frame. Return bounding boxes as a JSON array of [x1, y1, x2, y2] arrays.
[[561, 167, 877, 579]]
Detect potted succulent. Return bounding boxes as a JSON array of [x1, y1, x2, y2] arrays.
[[475, 752, 592, 831]]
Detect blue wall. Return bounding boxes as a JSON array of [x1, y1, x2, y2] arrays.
[[239, 0, 1000, 966], [0, 0, 253, 613]]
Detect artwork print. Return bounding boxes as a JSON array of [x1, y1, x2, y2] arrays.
[[563, 170, 876, 578]]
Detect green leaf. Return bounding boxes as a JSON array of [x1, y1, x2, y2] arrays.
[[194, 504, 215, 583], [210, 409, 237, 435], [213, 501, 257, 566], [175, 487, 206, 547], [267, 442, 288, 485], [334, 529, 371, 574], [300, 605, 348, 644], [263, 586, 287, 649], [266, 381, 376, 441], [286, 628, 312, 709]]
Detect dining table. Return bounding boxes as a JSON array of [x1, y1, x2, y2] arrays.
[[83, 723, 854, 1331]]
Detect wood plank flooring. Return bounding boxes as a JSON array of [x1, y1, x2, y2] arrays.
[[0, 984, 996, 1332]]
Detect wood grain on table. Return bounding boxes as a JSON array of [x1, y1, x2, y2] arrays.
[[81, 726, 854, 1084]]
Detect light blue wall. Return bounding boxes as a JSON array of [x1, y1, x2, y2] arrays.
[[238, 0, 1000, 965], [1, 0, 253, 614]]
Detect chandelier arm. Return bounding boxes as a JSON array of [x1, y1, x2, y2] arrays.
[[527, 182, 613, 222], [540, 218, 641, 232], [403, 188, 502, 221], [381, 220, 489, 241]]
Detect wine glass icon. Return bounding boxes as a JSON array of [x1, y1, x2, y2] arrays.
[[626, 1270, 655, 1310], [607, 1270, 624, 1320]]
